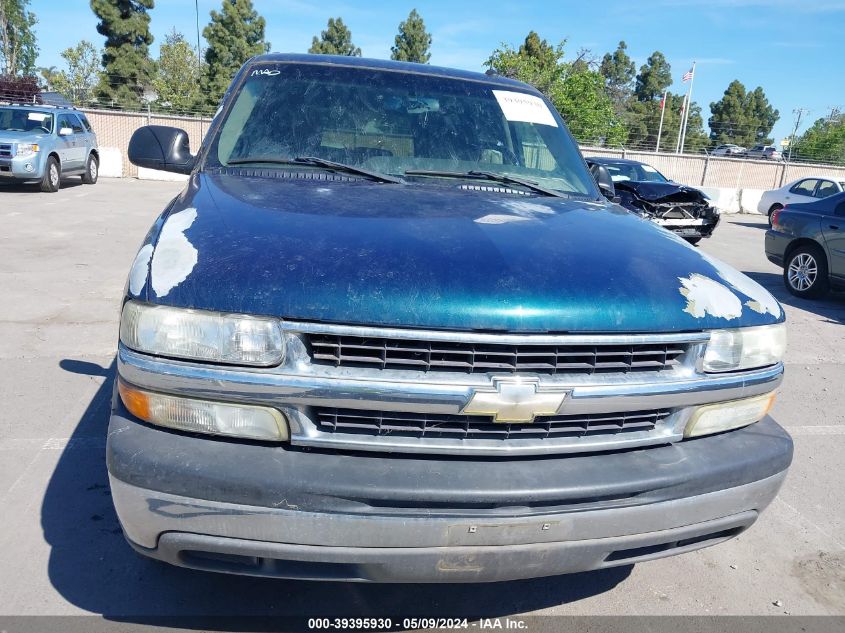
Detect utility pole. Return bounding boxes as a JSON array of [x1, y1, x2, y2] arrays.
[[195, 0, 204, 138], [786, 108, 809, 163]]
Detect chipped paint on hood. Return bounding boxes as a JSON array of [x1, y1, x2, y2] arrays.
[[150, 208, 198, 298], [678, 274, 743, 320], [135, 173, 786, 332], [699, 252, 783, 318]]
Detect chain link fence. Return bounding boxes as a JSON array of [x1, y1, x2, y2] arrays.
[[579, 146, 845, 190]]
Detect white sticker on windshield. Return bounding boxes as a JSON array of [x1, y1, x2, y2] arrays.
[[492, 90, 558, 127], [27, 112, 47, 121], [642, 165, 658, 173]]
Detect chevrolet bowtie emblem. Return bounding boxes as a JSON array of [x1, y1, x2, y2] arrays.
[[461, 378, 570, 423]]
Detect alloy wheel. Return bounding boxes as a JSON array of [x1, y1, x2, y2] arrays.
[[787, 253, 817, 291]]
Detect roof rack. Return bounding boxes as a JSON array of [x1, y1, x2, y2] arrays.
[[0, 101, 76, 110], [0, 91, 76, 109]]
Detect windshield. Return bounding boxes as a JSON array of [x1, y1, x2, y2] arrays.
[[0, 108, 54, 134], [209, 62, 596, 197], [602, 161, 669, 183]]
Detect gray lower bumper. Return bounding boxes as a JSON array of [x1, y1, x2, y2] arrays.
[[111, 471, 786, 583]]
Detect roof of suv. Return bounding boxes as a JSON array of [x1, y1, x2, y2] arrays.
[[248, 53, 538, 92], [0, 103, 75, 113]]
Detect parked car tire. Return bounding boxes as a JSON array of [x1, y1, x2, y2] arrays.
[[767, 204, 783, 228], [784, 244, 829, 299], [39, 156, 61, 193], [82, 154, 99, 185]]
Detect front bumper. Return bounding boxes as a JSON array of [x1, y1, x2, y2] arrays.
[[651, 213, 721, 239], [0, 153, 44, 180], [107, 401, 793, 582]]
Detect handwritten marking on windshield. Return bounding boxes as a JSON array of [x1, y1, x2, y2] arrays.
[[251, 69, 280, 77]]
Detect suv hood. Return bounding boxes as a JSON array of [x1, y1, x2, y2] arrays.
[[127, 172, 782, 332], [0, 130, 48, 143]]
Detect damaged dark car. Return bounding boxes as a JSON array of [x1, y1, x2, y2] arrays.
[[587, 157, 720, 245]]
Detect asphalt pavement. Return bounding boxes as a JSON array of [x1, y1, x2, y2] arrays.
[[0, 178, 843, 624]]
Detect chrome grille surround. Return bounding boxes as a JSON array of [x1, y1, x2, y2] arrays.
[[117, 320, 784, 456]]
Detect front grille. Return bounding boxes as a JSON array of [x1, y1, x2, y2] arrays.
[[307, 334, 687, 374], [315, 407, 671, 441], [0, 144, 12, 158]]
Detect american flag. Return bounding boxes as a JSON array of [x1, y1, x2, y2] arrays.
[[682, 68, 695, 82]]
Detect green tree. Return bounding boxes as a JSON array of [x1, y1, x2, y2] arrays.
[[794, 115, 845, 164], [203, 0, 268, 108], [0, 0, 38, 76], [390, 9, 431, 63], [90, 0, 155, 108], [152, 29, 202, 113], [599, 41, 635, 110], [634, 51, 671, 102], [486, 34, 625, 146], [52, 40, 101, 104], [709, 80, 779, 147], [309, 17, 361, 56], [36, 64, 59, 90], [486, 32, 565, 98]]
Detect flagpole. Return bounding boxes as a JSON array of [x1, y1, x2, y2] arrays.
[[655, 90, 668, 153], [675, 94, 687, 153], [679, 61, 696, 154]]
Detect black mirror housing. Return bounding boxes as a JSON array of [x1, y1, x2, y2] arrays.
[[128, 125, 195, 174], [588, 163, 618, 202]]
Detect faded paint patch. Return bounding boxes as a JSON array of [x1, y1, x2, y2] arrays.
[[498, 199, 554, 216], [474, 214, 532, 225], [701, 253, 782, 318], [151, 208, 198, 298], [678, 273, 743, 320], [128, 243, 154, 296]]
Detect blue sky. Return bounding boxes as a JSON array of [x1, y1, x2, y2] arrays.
[[29, 0, 844, 143]]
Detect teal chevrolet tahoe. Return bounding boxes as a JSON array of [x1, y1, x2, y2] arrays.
[[0, 104, 99, 192], [108, 54, 793, 583]]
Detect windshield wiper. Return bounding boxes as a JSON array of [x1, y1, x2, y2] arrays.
[[403, 169, 567, 198], [226, 156, 402, 184]]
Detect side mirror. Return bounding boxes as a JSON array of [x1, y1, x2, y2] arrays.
[[58, 127, 73, 136], [128, 125, 195, 174], [589, 163, 619, 203]]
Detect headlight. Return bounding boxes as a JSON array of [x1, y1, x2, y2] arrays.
[[118, 381, 289, 441], [120, 300, 284, 366], [16, 143, 39, 156], [684, 392, 777, 438], [702, 323, 786, 372]]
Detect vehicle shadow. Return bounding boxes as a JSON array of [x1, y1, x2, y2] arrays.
[[42, 358, 633, 625], [743, 271, 845, 324], [727, 217, 769, 230], [0, 178, 85, 192]]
